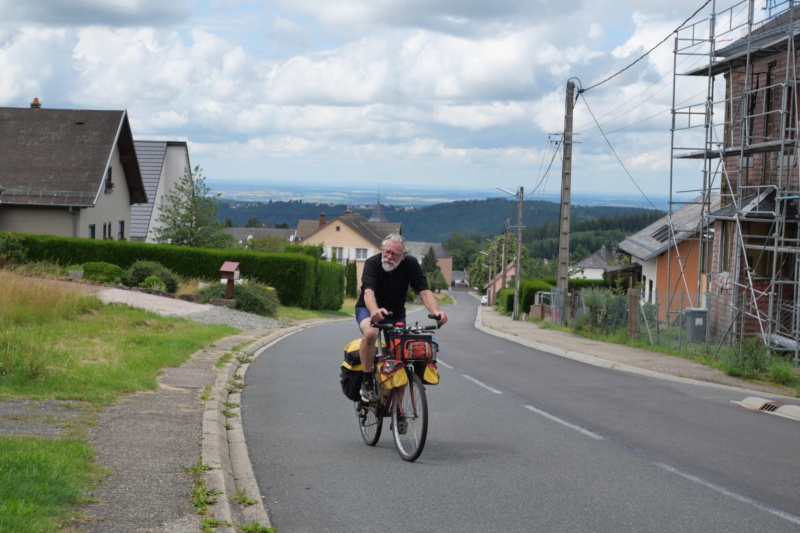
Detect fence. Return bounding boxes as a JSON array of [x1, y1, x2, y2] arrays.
[[547, 288, 747, 357]]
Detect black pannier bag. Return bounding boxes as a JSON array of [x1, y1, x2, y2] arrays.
[[340, 339, 363, 401]]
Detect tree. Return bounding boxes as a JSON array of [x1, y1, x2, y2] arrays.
[[245, 217, 263, 228], [152, 166, 234, 249], [345, 262, 358, 298], [431, 270, 448, 292], [247, 235, 287, 253], [421, 247, 438, 275], [444, 232, 482, 270]]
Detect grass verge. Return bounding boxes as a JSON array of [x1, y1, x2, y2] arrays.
[[0, 271, 238, 527], [0, 436, 104, 532]]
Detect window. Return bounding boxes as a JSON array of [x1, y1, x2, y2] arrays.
[[118, 220, 125, 241], [330, 247, 344, 262], [89, 224, 96, 239], [356, 248, 368, 259], [719, 222, 733, 273]]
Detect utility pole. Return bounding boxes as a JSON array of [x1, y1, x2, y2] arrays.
[[489, 242, 495, 305], [514, 187, 523, 321], [502, 220, 509, 291], [556, 81, 575, 323]]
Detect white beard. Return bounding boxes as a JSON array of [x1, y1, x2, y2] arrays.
[[382, 258, 399, 272]]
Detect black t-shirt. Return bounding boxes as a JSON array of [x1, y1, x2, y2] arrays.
[[356, 253, 429, 320]]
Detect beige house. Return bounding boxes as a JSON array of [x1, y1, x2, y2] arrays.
[[295, 203, 453, 292], [0, 100, 147, 239], [296, 209, 401, 290], [131, 141, 191, 243]]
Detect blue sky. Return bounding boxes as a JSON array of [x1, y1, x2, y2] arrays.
[[0, 1, 767, 204]]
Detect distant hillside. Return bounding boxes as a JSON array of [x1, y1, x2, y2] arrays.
[[215, 198, 660, 243]]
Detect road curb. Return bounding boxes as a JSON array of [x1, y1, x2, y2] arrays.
[[202, 318, 346, 531]]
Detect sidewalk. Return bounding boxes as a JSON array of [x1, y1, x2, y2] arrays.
[[476, 304, 797, 399]]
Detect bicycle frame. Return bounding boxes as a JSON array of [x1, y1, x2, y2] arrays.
[[355, 315, 440, 462]]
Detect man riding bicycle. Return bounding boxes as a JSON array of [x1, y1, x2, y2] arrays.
[[355, 234, 448, 403]]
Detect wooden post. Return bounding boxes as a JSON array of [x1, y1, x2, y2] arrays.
[[628, 288, 639, 341]]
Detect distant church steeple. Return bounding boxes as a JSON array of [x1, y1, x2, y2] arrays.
[[368, 193, 389, 223]]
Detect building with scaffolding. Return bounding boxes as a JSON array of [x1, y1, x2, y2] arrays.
[[671, 0, 800, 363]]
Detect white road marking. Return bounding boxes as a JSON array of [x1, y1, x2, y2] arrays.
[[655, 462, 800, 526], [524, 404, 604, 440], [462, 374, 503, 394]]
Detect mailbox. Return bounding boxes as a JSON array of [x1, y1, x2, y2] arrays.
[[220, 262, 241, 298]]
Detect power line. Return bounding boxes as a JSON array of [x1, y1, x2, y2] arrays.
[[531, 135, 562, 197], [577, 91, 664, 215], [581, 0, 713, 94]]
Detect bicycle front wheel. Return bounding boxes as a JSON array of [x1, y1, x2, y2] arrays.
[[391, 371, 428, 462], [356, 401, 383, 446]]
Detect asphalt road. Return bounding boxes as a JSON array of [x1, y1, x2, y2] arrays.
[[242, 297, 800, 532]]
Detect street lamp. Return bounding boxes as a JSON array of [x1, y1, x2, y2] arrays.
[[496, 186, 524, 321]]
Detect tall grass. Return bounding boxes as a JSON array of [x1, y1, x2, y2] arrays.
[[0, 270, 102, 328]]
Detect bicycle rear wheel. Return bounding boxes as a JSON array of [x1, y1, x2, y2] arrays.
[[391, 371, 428, 462], [356, 401, 383, 446]]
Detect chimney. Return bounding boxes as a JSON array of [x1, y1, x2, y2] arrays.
[[319, 212, 326, 227], [600, 244, 607, 259], [31, 97, 42, 109]]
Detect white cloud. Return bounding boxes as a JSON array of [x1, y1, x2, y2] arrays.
[[433, 102, 527, 130], [0, 0, 735, 195]]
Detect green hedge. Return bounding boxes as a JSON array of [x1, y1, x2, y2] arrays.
[[495, 278, 556, 314], [17, 233, 344, 310], [541, 276, 605, 292], [313, 259, 345, 311], [520, 279, 556, 313], [496, 288, 514, 312]]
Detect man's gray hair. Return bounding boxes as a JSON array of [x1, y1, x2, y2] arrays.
[[382, 234, 407, 255]]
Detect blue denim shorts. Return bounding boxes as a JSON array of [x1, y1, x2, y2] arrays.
[[355, 307, 400, 326]]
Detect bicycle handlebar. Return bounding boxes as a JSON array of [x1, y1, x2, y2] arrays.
[[370, 313, 442, 331]]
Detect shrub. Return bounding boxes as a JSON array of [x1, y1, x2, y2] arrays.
[[140, 276, 167, 291], [0, 233, 26, 267], [81, 262, 126, 284], [717, 338, 769, 379], [126, 260, 179, 293], [198, 282, 280, 317], [766, 355, 798, 385]]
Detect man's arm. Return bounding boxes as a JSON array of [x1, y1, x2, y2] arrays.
[[363, 288, 388, 323], [419, 289, 448, 326]]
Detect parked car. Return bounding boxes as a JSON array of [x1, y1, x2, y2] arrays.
[[480, 295, 488, 305]]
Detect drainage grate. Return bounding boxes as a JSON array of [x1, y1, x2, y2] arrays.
[[759, 402, 784, 412]]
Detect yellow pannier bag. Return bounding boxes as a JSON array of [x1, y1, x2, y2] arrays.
[[340, 339, 364, 401], [377, 359, 408, 389], [423, 363, 439, 385]]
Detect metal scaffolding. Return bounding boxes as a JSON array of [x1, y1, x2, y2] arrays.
[[670, 0, 800, 364]]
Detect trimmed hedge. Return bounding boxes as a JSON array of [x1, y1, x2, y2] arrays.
[[495, 278, 556, 315], [17, 233, 344, 310]]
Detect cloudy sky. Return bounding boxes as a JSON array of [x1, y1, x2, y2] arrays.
[[0, 0, 767, 203]]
